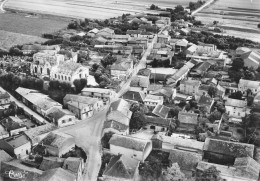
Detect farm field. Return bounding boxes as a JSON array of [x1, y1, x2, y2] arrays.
[[0, 30, 47, 50], [4, 0, 200, 20], [0, 12, 70, 36], [196, 0, 260, 42]]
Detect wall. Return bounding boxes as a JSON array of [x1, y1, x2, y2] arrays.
[[10, 127, 27, 136], [57, 115, 76, 127], [14, 142, 31, 159], [110, 145, 143, 161]]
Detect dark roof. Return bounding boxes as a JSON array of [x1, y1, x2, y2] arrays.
[[150, 88, 172, 98], [169, 149, 202, 171], [40, 132, 75, 149], [147, 84, 163, 92], [203, 138, 254, 158], [2, 134, 30, 149], [192, 62, 211, 74], [137, 69, 151, 77], [152, 104, 170, 119], [234, 156, 260, 176], [39, 157, 65, 171], [103, 120, 129, 132], [39, 168, 76, 181], [109, 134, 151, 152], [144, 115, 171, 127], [121, 90, 145, 102], [63, 157, 82, 174], [103, 155, 139, 179], [198, 95, 213, 106], [47, 107, 74, 122], [1, 117, 26, 131]]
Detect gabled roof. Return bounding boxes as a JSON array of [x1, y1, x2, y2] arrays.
[[63, 157, 82, 174], [55, 62, 86, 76], [39, 168, 76, 181], [147, 84, 163, 92], [24, 124, 58, 145], [180, 79, 201, 87], [81, 87, 112, 94], [152, 104, 170, 119], [236, 47, 251, 55], [111, 60, 132, 71], [241, 51, 260, 64], [144, 94, 163, 102], [39, 157, 65, 171], [178, 111, 199, 125], [2, 134, 30, 149], [103, 120, 129, 132], [144, 115, 171, 127], [176, 39, 188, 47], [238, 79, 260, 89], [109, 134, 151, 152], [203, 138, 254, 158], [64, 94, 99, 105], [121, 90, 145, 102], [0, 91, 10, 99], [225, 98, 247, 108], [98, 28, 114, 34], [47, 107, 74, 122], [234, 156, 260, 176], [41, 132, 75, 149], [192, 61, 211, 73], [166, 65, 189, 85], [169, 149, 202, 171], [108, 99, 132, 119], [130, 76, 150, 88], [103, 154, 139, 179], [150, 88, 172, 98]]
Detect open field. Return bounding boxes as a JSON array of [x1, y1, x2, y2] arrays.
[[196, 0, 260, 42], [5, 0, 201, 20], [0, 30, 47, 50], [0, 12, 70, 36]]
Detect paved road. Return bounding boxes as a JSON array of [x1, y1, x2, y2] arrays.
[[56, 106, 108, 181]]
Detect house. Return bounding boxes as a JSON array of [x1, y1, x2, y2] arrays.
[[225, 98, 248, 123], [47, 107, 76, 127], [168, 149, 202, 177], [1, 160, 43, 180], [0, 134, 31, 159], [87, 28, 99, 37], [152, 104, 170, 119], [180, 28, 190, 36], [126, 30, 142, 38], [234, 156, 260, 179], [63, 157, 84, 181], [81, 88, 116, 105], [23, 124, 58, 146], [203, 138, 255, 165], [64, 94, 103, 119], [40, 132, 75, 157], [0, 116, 27, 136], [197, 160, 259, 181], [102, 154, 140, 181], [109, 134, 152, 161], [198, 94, 214, 114], [15, 87, 62, 117], [190, 62, 211, 77], [51, 61, 89, 84], [166, 65, 190, 86], [238, 79, 260, 95], [110, 59, 134, 80], [39, 168, 76, 181], [22, 44, 60, 55], [130, 76, 150, 94], [121, 90, 145, 103], [175, 39, 188, 52], [197, 42, 217, 53], [144, 115, 172, 132], [180, 79, 201, 96], [0, 88, 11, 108], [235, 47, 252, 56], [219, 81, 238, 94], [31, 52, 64, 78], [0, 125, 9, 139], [157, 34, 170, 44], [96, 28, 115, 38], [186, 44, 198, 55], [39, 157, 65, 171], [147, 84, 163, 94], [104, 99, 132, 135], [240, 51, 260, 70], [149, 68, 177, 82], [150, 88, 174, 103], [178, 111, 199, 132], [144, 95, 163, 110], [139, 31, 154, 39]]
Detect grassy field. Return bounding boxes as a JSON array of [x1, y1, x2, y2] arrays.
[[0, 30, 47, 50], [0, 12, 70, 36], [196, 0, 260, 42], [5, 0, 200, 20]]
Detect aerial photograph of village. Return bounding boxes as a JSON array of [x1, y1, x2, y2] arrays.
[[0, 0, 260, 180]]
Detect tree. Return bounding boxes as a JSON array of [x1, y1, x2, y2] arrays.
[[229, 91, 243, 100], [258, 23, 260, 28], [101, 55, 117, 68], [208, 111, 222, 123], [208, 86, 218, 98], [231, 58, 244, 70], [101, 132, 114, 149], [196, 166, 222, 181], [73, 79, 87, 93], [139, 158, 162, 180], [150, 4, 159, 10], [163, 163, 186, 181], [174, 5, 184, 13], [129, 111, 146, 131]]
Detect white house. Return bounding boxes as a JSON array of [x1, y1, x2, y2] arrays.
[[238, 79, 260, 95], [0, 135, 31, 159], [241, 51, 260, 70], [144, 94, 163, 110], [31, 52, 64, 78], [225, 98, 248, 123], [47, 107, 76, 128], [81, 88, 117, 105], [51, 61, 89, 85], [130, 76, 150, 94], [110, 59, 133, 80], [0, 88, 11, 108], [109, 134, 152, 162]]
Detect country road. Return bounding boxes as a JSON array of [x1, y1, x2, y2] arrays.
[[191, 0, 215, 16]]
